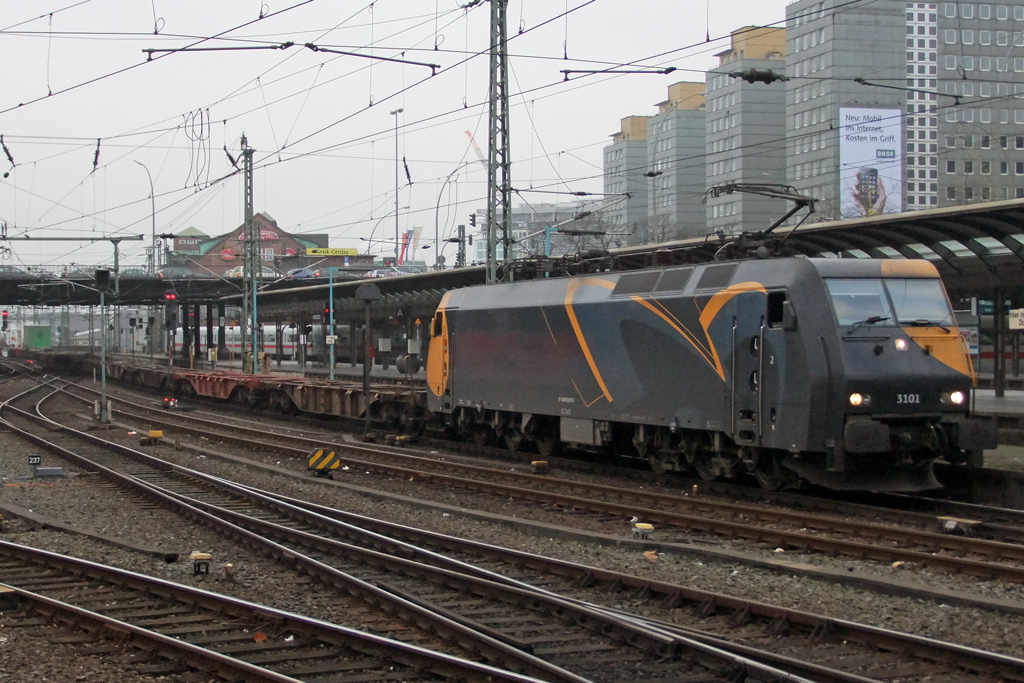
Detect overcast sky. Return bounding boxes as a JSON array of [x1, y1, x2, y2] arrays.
[[0, 0, 792, 271]]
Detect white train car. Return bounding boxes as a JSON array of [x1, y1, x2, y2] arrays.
[[172, 324, 300, 360]]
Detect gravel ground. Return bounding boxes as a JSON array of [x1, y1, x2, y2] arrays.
[[4, 383, 1024, 679]]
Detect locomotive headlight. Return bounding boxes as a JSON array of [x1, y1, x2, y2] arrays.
[[849, 392, 871, 406], [943, 390, 966, 405], [895, 338, 908, 351]]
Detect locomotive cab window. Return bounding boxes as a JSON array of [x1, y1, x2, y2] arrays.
[[432, 312, 445, 337], [884, 278, 955, 327], [767, 291, 787, 328], [826, 277, 954, 327], [825, 279, 893, 326]]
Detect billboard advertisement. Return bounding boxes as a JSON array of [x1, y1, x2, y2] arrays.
[[838, 108, 902, 219]]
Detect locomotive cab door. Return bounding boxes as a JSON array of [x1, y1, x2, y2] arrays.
[[732, 301, 764, 447], [732, 290, 789, 449], [426, 308, 454, 412]]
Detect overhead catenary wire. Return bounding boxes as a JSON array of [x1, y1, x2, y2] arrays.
[[0, 0, 913, 266]]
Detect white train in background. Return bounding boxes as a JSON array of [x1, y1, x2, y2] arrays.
[[172, 324, 303, 360]]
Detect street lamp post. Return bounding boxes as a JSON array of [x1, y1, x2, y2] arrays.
[[134, 161, 156, 274], [390, 108, 403, 265]]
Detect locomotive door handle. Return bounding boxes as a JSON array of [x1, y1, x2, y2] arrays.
[[731, 318, 737, 437], [758, 319, 765, 444]]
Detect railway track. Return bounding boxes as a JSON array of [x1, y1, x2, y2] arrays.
[[62, 377, 1024, 585], [5, 373, 1024, 681], [55, 363, 1024, 544], [0, 543, 554, 683], [1, 375, 825, 683]]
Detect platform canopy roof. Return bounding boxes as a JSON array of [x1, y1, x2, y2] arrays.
[[612, 198, 1024, 299]]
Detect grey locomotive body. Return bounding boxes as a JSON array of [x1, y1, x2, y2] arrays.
[[425, 257, 995, 491]]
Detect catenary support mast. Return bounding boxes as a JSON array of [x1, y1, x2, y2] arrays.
[[486, 0, 511, 283]]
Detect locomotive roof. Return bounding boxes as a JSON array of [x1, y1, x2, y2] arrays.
[[806, 258, 940, 279]]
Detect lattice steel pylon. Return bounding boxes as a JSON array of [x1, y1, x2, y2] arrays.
[[240, 135, 260, 373], [486, 0, 511, 284]]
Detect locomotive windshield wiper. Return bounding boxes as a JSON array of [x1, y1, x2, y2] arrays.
[[903, 319, 951, 333], [846, 315, 890, 334]]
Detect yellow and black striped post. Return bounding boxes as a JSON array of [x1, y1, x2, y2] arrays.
[[307, 447, 340, 476]]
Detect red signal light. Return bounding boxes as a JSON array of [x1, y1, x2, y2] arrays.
[[164, 291, 177, 301], [2, 311, 7, 318]]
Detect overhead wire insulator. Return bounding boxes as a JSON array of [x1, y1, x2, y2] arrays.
[[728, 68, 789, 85]]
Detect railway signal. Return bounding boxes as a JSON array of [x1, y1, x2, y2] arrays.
[[1, 310, 6, 331], [164, 291, 178, 327], [469, 213, 477, 227]]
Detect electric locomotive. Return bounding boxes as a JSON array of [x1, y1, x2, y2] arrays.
[[425, 256, 996, 491]]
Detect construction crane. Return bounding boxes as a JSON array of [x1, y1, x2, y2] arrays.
[[464, 130, 487, 167]]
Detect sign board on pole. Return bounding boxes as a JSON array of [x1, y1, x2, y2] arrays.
[[307, 248, 359, 256], [325, 335, 338, 344], [1010, 308, 1024, 329]]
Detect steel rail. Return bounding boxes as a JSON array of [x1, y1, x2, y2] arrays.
[[0, 383, 595, 683], [0, 543, 556, 683], [2, 379, 827, 683]]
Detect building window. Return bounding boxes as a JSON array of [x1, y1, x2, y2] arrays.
[[966, 186, 975, 200], [982, 161, 991, 174], [961, 4, 974, 19], [1018, 188, 1024, 199], [947, 160, 957, 173], [1018, 135, 1024, 148], [1017, 161, 1024, 174], [980, 30, 991, 44], [1016, 5, 1024, 19], [945, 28, 957, 43], [948, 186, 957, 200], [982, 187, 991, 200], [946, 2, 957, 16], [963, 56, 975, 70], [1002, 161, 1010, 174], [997, 4, 1008, 19], [998, 30, 1009, 45], [965, 161, 975, 174], [979, 4, 991, 19], [962, 29, 974, 44]]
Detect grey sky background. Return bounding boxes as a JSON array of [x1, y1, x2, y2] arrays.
[[0, 0, 791, 270]]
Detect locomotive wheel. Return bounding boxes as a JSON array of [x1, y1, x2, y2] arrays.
[[534, 422, 560, 458], [504, 426, 523, 452], [691, 443, 718, 482], [753, 451, 785, 491], [472, 425, 493, 447]]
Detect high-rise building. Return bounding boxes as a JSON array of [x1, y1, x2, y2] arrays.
[[786, 0, 1024, 218], [601, 1, 1024, 239], [937, 1, 1024, 205], [648, 82, 707, 240], [601, 82, 706, 246], [603, 116, 651, 242], [705, 27, 789, 234], [786, 0, 906, 219]]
